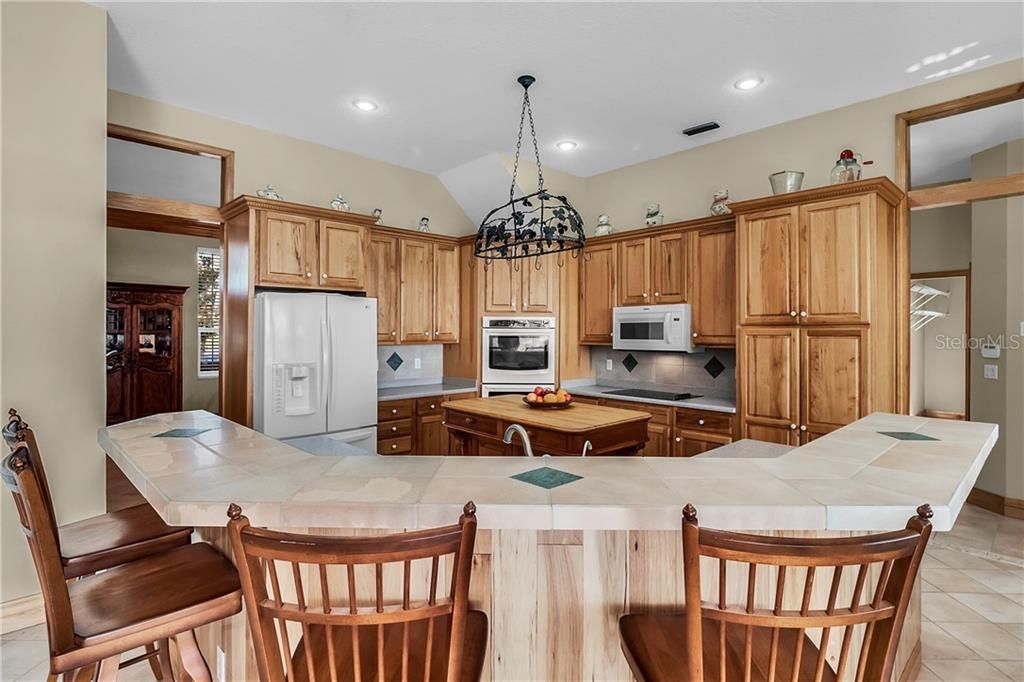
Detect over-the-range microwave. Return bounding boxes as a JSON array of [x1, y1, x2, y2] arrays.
[[612, 303, 695, 352]]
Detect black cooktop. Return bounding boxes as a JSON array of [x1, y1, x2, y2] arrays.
[[603, 388, 703, 402]]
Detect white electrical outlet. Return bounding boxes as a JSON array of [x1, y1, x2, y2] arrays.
[[414, 357, 422, 369], [984, 364, 998, 380], [606, 359, 613, 371]]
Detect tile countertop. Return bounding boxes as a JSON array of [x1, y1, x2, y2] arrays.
[[101, 410, 996, 534], [377, 379, 477, 401], [567, 383, 737, 414]]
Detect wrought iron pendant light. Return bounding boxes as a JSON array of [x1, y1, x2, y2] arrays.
[[475, 75, 585, 266]]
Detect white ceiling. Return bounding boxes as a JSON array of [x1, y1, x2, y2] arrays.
[[910, 99, 1024, 187], [100, 2, 1023, 178]]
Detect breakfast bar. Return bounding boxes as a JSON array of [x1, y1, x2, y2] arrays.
[[100, 410, 998, 681]]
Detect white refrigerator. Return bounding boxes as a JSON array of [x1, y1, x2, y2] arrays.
[[254, 292, 378, 451]]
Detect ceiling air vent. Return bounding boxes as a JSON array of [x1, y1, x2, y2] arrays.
[[681, 121, 720, 137]]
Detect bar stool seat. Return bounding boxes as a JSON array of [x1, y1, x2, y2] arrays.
[[69, 543, 240, 647], [619, 614, 836, 682], [290, 610, 489, 682], [59, 503, 192, 579]]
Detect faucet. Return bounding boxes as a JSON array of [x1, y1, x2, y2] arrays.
[[503, 424, 534, 457], [581, 440, 593, 457]]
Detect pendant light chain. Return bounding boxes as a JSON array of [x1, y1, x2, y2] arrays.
[[508, 85, 545, 202]]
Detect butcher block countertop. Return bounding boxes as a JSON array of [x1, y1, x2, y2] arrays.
[[442, 395, 650, 433]]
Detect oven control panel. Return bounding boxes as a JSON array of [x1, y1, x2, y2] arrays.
[[483, 317, 556, 329]]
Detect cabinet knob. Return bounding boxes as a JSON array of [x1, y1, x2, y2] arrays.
[[800, 425, 807, 432], [391, 408, 398, 414], [799, 311, 808, 318], [441, 421, 446, 426], [424, 331, 430, 336], [391, 331, 396, 337], [692, 332, 698, 338], [789, 310, 797, 317], [789, 423, 797, 430], [435, 329, 440, 334], [675, 437, 681, 443], [698, 419, 705, 425], [642, 292, 648, 298], [306, 272, 312, 278], [391, 444, 398, 450], [391, 426, 397, 432], [322, 273, 328, 279], [429, 404, 436, 409], [654, 292, 660, 297]]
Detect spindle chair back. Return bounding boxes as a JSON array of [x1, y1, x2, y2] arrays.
[[227, 501, 482, 682], [681, 503, 933, 682]]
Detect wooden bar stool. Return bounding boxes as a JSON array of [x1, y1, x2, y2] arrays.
[[619, 503, 933, 682], [227, 501, 488, 682], [4, 410, 193, 579], [3, 441, 242, 680]]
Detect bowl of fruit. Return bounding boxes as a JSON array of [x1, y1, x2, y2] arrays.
[[522, 386, 574, 409]]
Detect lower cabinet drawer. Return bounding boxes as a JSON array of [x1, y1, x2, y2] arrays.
[[675, 408, 734, 434], [378, 435, 412, 454], [416, 397, 444, 416], [378, 419, 413, 438], [378, 400, 414, 421], [603, 399, 673, 426], [448, 413, 500, 437]]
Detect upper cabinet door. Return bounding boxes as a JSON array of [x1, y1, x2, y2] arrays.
[[738, 326, 800, 445], [692, 228, 736, 346], [483, 258, 518, 313], [258, 211, 316, 286], [801, 326, 868, 439], [579, 243, 617, 344], [651, 232, 687, 304], [520, 254, 558, 314], [318, 220, 367, 291], [738, 208, 799, 325], [433, 243, 460, 343], [799, 196, 871, 324], [399, 239, 434, 343], [617, 237, 651, 305], [368, 235, 399, 343]]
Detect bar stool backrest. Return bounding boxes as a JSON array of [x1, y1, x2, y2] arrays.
[[681, 503, 933, 682], [2, 443, 75, 657], [3, 410, 57, 538], [227, 501, 479, 682]]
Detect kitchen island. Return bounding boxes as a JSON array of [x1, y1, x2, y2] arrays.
[[101, 411, 997, 681], [442, 394, 651, 456]]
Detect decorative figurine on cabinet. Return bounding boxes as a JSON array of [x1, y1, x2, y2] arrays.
[[644, 204, 663, 226], [256, 184, 283, 200], [595, 214, 613, 236], [418, 216, 431, 233], [372, 208, 383, 224], [329, 194, 350, 211], [709, 190, 732, 216]]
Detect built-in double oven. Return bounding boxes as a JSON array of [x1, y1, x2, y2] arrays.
[[480, 316, 556, 397]]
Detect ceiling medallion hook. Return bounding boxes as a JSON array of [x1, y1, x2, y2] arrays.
[[474, 74, 586, 264]]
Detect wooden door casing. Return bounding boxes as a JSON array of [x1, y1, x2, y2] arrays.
[[801, 326, 869, 438], [692, 228, 737, 346], [738, 208, 799, 325], [651, 232, 687, 304], [738, 326, 800, 444], [483, 258, 518, 313], [799, 196, 871, 324], [617, 237, 651, 305], [672, 429, 733, 457], [399, 239, 434, 343], [579, 243, 617, 344], [318, 220, 367, 291], [520, 256, 558, 314], [433, 243, 460, 343], [257, 211, 316, 286], [368, 235, 399, 343]]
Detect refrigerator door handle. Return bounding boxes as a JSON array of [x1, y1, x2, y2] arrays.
[[322, 314, 331, 415]]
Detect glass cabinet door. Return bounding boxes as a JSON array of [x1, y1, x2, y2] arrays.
[[132, 303, 180, 418], [105, 302, 131, 424]]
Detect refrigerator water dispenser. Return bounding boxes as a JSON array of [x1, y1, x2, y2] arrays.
[[272, 363, 318, 416]]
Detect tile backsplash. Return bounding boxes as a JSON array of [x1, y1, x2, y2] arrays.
[[377, 344, 443, 386], [589, 347, 736, 398]]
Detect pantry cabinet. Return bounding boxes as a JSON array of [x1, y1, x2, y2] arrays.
[[738, 207, 798, 325], [368, 235, 399, 342], [737, 326, 801, 445], [579, 242, 617, 344], [482, 255, 558, 315], [691, 227, 736, 346]]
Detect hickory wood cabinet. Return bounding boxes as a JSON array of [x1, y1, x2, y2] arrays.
[[690, 227, 737, 346], [378, 392, 477, 455], [482, 255, 558, 314], [731, 179, 904, 445], [257, 211, 368, 291], [589, 397, 735, 456], [579, 242, 618, 343], [617, 233, 688, 306]]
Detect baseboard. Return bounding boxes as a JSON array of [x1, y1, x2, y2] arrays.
[[0, 591, 44, 635], [920, 409, 965, 420], [968, 487, 1024, 520]]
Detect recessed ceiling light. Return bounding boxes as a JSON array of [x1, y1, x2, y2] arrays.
[[734, 76, 764, 91], [352, 99, 378, 112], [555, 140, 578, 151]]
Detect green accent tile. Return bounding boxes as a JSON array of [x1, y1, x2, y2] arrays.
[[154, 428, 212, 438], [510, 466, 582, 490], [878, 431, 939, 441]]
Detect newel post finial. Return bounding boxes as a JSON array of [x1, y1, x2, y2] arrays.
[[682, 503, 698, 523], [463, 500, 477, 517], [227, 503, 242, 520], [916, 504, 933, 520]]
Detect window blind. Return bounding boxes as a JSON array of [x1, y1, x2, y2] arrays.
[[197, 247, 222, 376]]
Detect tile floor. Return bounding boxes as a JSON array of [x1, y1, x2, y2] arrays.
[[1, 504, 1021, 681]]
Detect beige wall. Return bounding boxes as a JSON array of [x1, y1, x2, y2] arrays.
[[910, 205, 972, 274], [106, 228, 220, 413], [920, 277, 967, 414], [581, 60, 1024, 231], [108, 91, 474, 236], [1, 1, 107, 601], [971, 140, 1024, 501]]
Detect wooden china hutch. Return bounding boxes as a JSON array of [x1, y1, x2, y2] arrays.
[[106, 282, 187, 425]]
